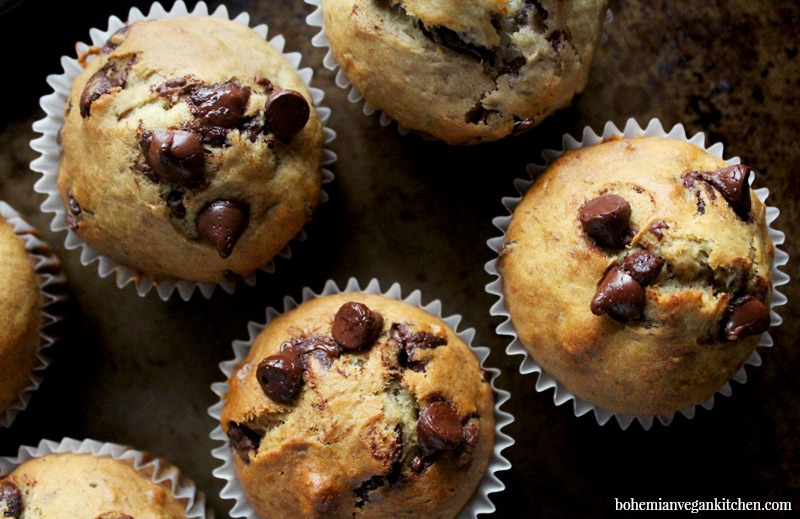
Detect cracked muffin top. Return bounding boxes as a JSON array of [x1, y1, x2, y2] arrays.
[[321, 0, 608, 145], [0, 452, 188, 518], [57, 17, 325, 283], [497, 136, 775, 416], [0, 215, 43, 416], [220, 292, 495, 518]]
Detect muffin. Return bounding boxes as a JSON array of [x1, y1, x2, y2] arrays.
[[56, 15, 325, 284], [0, 451, 194, 518], [0, 204, 63, 427], [496, 135, 776, 417], [317, 0, 608, 145], [219, 291, 496, 518]]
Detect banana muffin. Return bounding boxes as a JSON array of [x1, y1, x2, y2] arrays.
[[320, 0, 608, 144], [0, 212, 45, 419], [219, 292, 495, 518], [497, 136, 775, 417], [0, 452, 189, 518], [57, 16, 325, 283]]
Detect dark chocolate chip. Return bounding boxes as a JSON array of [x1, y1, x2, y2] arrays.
[[195, 200, 249, 259], [155, 76, 200, 100], [1, 480, 23, 518], [621, 250, 664, 287], [190, 82, 250, 128], [264, 89, 310, 141], [579, 194, 632, 248], [79, 67, 123, 117], [226, 421, 261, 464], [332, 302, 384, 350], [292, 336, 341, 370], [417, 401, 463, 457], [418, 22, 494, 63], [724, 295, 770, 340], [390, 323, 446, 370], [166, 190, 186, 219], [591, 267, 646, 320], [66, 193, 82, 230], [141, 129, 205, 184], [256, 346, 304, 403], [100, 25, 129, 53], [698, 164, 752, 218], [648, 219, 670, 240]]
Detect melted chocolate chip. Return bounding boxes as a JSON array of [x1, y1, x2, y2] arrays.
[[79, 67, 123, 117], [698, 164, 753, 218], [648, 219, 670, 239], [390, 323, 446, 370], [332, 302, 384, 350], [141, 129, 205, 184], [256, 346, 304, 403], [292, 336, 341, 370], [66, 192, 82, 230], [1, 480, 22, 518], [621, 250, 664, 286], [579, 194, 632, 249], [226, 422, 261, 464], [189, 82, 250, 128], [195, 200, 249, 258], [591, 267, 646, 320], [155, 76, 200, 101], [100, 25, 129, 53], [724, 295, 770, 340], [264, 89, 310, 142], [418, 22, 494, 63], [417, 401, 463, 457], [166, 190, 186, 219]]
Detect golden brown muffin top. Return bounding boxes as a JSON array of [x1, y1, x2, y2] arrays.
[[221, 292, 495, 518]]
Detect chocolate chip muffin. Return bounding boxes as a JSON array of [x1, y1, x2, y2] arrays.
[[57, 16, 325, 283], [497, 136, 776, 417], [0, 212, 44, 418], [0, 452, 189, 518], [219, 292, 495, 518], [320, 0, 608, 145]]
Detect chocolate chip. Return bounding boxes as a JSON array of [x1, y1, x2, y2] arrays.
[[332, 302, 384, 350], [195, 200, 249, 258], [417, 401, 463, 457], [100, 25, 129, 53], [724, 295, 770, 340], [698, 164, 752, 218], [591, 266, 646, 320], [256, 346, 304, 403], [140, 129, 205, 184], [621, 250, 664, 286], [390, 323, 446, 370], [166, 190, 186, 219], [264, 89, 310, 141], [579, 194, 632, 248], [66, 192, 82, 230], [418, 22, 494, 63], [79, 67, 123, 117], [648, 219, 670, 240], [155, 76, 200, 101], [0, 480, 23, 518], [189, 82, 250, 128], [226, 421, 262, 464], [292, 336, 341, 370]]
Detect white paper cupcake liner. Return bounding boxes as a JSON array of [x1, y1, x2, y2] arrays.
[[304, 0, 613, 136], [208, 277, 514, 518], [30, 0, 337, 302], [0, 437, 211, 518], [0, 202, 66, 429], [485, 117, 790, 431]]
